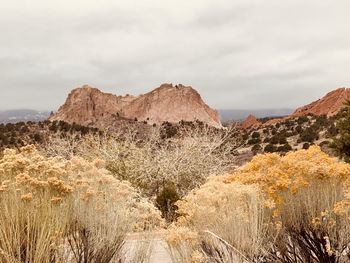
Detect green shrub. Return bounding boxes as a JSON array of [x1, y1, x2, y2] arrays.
[[277, 143, 292, 152], [297, 116, 308, 124], [295, 125, 303, 134], [251, 131, 260, 138], [270, 133, 287, 144], [300, 128, 319, 142], [327, 123, 338, 137], [302, 142, 310, 149], [263, 137, 271, 143], [315, 114, 328, 126], [156, 185, 179, 222], [160, 122, 178, 139], [242, 133, 249, 140], [251, 144, 262, 154], [264, 144, 277, 153], [248, 138, 261, 145]]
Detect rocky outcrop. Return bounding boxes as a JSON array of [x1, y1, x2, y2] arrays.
[[241, 114, 262, 129], [49, 84, 221, 128], [291, 87, 350, 117]]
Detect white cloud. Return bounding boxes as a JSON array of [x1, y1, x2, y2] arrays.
[[0, 0, 349, 110]]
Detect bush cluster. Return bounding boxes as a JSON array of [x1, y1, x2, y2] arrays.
[[0, 121, 98, 150], [168, 146, 350, 262], [0, 145, 162, 262]]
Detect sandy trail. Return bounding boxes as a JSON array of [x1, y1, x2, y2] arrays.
[[124, 232, 172, 263]]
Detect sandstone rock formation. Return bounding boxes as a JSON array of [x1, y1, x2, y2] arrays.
[[49, 84, 222, 128], [241, 114, 262, 129], [291, 87, 350, 117]]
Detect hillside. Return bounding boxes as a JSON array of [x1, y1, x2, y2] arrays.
[[0, 120, 100, 153], [232, 88, 350, 157], [238, 87, 350, 130], [292, 87, 350, 117], [236, 114, 337, 157]]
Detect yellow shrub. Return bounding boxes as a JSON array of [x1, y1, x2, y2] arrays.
[[0, 145, 162, 262], [173, 146, 350, 262], [173, 176, 265, 262]]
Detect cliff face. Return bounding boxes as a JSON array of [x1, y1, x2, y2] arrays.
[[49, 84, 222, 128], [292, 87, 350, 117]]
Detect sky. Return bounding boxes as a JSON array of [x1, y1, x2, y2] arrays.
[[0, 0, 349, 111]]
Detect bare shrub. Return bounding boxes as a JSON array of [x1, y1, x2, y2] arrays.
[[41, 126, 241, 197], [41, 132, 83, 159]]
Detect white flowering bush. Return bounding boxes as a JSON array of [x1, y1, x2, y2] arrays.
[[0, 145, 162, 263]]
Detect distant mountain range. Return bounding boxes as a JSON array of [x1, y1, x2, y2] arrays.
[[0, 110, 50, 124], [218, 109, 294, 122]]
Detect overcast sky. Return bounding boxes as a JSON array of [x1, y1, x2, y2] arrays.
[[0, 0, 349, 111]]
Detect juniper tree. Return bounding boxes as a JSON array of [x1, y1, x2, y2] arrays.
[[332, 100, 350, 162]]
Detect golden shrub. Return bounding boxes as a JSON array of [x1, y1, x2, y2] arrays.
[[173, 177, 265, 262], [0, 145, 162, 262], [172, 146, 350, 262]]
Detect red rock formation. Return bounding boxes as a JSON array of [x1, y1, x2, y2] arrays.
[[256, 87, 350, 128], [241, 114, 262, 129], [49, 84, 221, 128], [291, 87, 350, 117]]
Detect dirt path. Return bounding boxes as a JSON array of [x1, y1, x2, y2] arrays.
[[124, 233, 172, 263]]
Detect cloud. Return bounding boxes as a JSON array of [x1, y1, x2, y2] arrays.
[[0, 0, 349, 111]]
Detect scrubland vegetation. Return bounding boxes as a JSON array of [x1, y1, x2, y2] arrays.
[[248, 114, 336, 155], [167, 146, 350, 262], [0, 145, 162, 262], [0, 120, 99, 154], [1, 109, 350, 262], [41, 125, 241, 221]]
